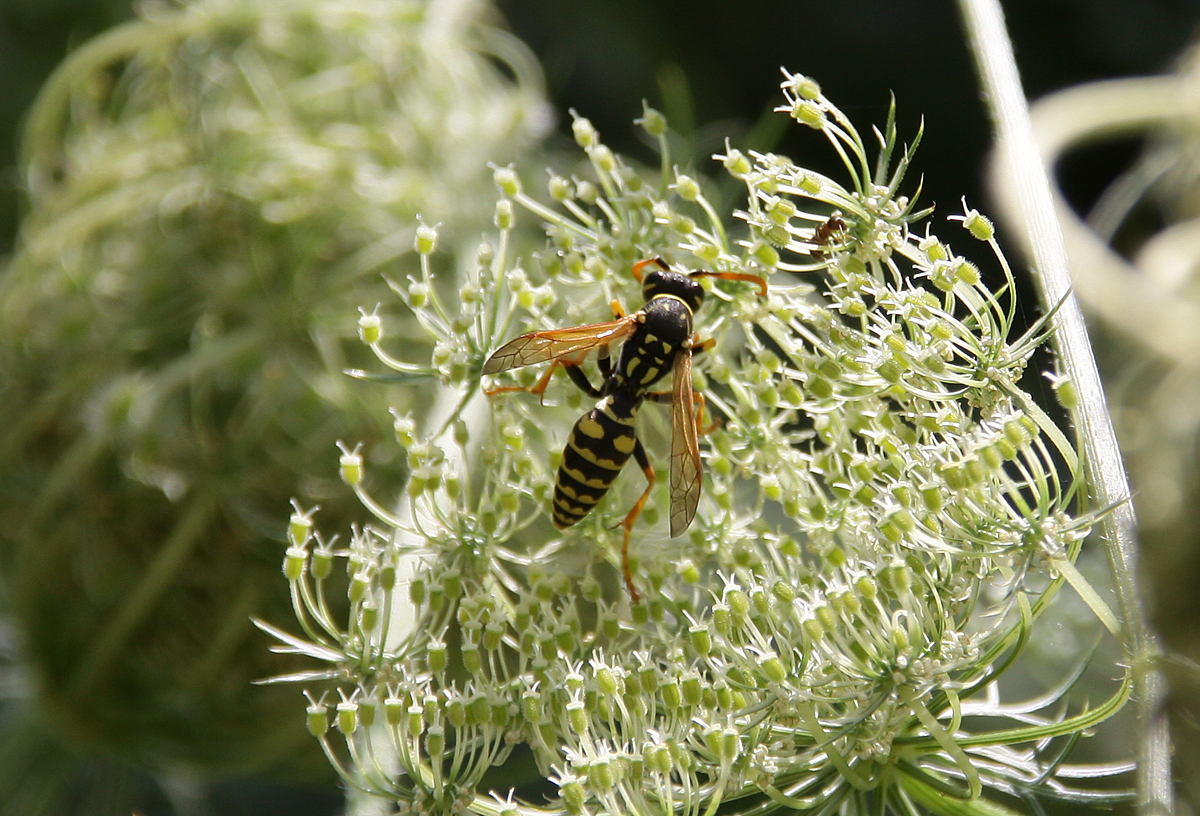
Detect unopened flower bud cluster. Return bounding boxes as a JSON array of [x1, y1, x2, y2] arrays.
[[263, 71, 1123, 815]]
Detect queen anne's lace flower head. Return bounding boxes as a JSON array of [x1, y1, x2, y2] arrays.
[[261, 70, 1132, 815]]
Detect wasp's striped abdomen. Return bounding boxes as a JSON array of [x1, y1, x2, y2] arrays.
[[552, 392, 641, 529]]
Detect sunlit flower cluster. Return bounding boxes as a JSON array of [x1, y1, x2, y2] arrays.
[[264, 71, 1131, 815]]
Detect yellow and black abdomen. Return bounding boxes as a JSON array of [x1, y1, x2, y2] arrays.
[[552, 392, 641, 529]]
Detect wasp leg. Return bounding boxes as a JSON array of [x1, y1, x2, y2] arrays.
[[617, 437, 655, 603], [693, 391, 720, 435], [564, 364, 603, 398], [484, 361, 565, 402], [597, 351, 613, 380], [646, 386, 718, 437], [486, 358, 606, 402]]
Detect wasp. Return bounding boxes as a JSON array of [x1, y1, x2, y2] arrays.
[[482, 257, 766, 600]]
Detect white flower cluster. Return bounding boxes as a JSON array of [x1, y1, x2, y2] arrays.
[[264, 71, 1131, 815]]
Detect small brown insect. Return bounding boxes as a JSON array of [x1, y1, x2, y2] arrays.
[[812, 214, 847, 259]]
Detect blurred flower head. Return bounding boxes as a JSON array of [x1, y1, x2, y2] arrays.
[[0, 0, 549, 783]]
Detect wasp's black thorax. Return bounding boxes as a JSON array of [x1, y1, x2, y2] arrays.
[[607, 295, 694, 395]]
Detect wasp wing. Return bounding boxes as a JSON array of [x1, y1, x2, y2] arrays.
[[483, 317, 637, 375], [669, 348, 702, 538]]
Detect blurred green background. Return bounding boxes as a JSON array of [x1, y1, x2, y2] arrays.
[[5, 0, 1200, 258], [2, 1, 1199, 814]]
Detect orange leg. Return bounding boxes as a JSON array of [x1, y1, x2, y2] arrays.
[[693, 391, 721, 435], [615, 438, 656, 603], [690, 337, 719, 433], [483, 360, 562, 402]]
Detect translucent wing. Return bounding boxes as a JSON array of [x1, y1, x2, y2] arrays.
[[669, 347, 702, 537], [483, 317, 638, 375]]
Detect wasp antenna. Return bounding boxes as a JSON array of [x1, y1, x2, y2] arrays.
[[631, 257, 670, 282], [690, 270, 768, 297]]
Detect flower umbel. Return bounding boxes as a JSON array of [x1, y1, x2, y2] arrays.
[[261, 72, 1132, 815]]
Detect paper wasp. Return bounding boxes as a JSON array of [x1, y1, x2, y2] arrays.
[[482, 257, 766, 600]]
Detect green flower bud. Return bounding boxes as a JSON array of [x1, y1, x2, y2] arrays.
[[1052, 376, 1079, 410], [359, 599, 378, 632], [639, 664, 659, 695], [723, 148, 751, 177], [798, 171, 822, 194], [727, 589, 751, 621], [288, 508, 314, 547], [283, 546, 306, 582], [793, 99, 825, 128], [414, 222, 439, 255], [567, 700, 588, 734], [594, 665, 620, 697], [407, 704, 424, 736], [638, 105, 667, 136], [661, 679, 681, 710], [673, 174, 701, 201], [338, 443, 363, 486], [357, 309, 382, 344], [759, 653, 787, 684], [712, 603, 732, 638], [336, 700, 358, 735], [561, 778, 586, 815], [549, 174, 574, 201], [954, 259, 981, 285], [408, 575, 426, 607], [469, 695, 490, 726], [425, 725, 445, 758], [522, 689, 543, 723], [462, 646, 483, 675], [590, 757, 614, 790], [771, 579, 796, 604], [493, 165, 521, 197], [591, 144, 616, 173], [494, 198, 515, 230], [306, 700, 329, 737], [963, 208, 994, 240], [349, 572, 370, 604], [428, 639, 447, 674]]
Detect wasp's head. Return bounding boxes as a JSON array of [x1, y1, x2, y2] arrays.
[[634, 258, 705, 313]]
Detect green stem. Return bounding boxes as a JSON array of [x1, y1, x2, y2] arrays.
[[956, 1, 1172, 811]]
